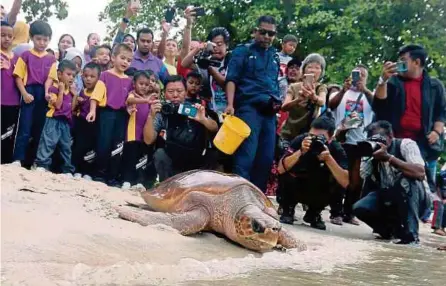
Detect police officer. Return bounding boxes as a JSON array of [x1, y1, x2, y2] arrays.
[[225, 15, 280, 192]]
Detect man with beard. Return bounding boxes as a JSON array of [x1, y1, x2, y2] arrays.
[[131, 28, 169, 83]]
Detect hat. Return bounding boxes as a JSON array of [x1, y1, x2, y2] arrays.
[[63, 47, 85, 69], [301, 53, 326, 79]]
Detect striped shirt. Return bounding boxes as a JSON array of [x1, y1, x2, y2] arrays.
[[360, 138, 429, 192]]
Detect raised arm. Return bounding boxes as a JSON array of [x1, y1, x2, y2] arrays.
[[374, 62, 397, 100], [6, 0, 22, 25], [179, 8, 195, 60]]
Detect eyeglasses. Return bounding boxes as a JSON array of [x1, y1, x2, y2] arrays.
[[256, 28, 277, 37]]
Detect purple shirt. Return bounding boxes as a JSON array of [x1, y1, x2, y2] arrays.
[[130, 50, 169, 83], [14, 50, 57, 86], [1, 52, 20, 106], [127, 98, 150, 142], [98, 71, 132, 110], [78, 89, 93, 119], [47, 85, 73, 121]]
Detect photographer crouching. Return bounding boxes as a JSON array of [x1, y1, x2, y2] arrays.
[[143, 75, 218, 181], [353, 121, 431, 244], [277, 114, 349, 230]]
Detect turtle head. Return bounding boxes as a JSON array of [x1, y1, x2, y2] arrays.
[[233, 205, 281, 251]]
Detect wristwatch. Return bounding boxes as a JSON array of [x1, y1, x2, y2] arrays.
[[378, 76, 388, 86], [122, 17, 130, 24]]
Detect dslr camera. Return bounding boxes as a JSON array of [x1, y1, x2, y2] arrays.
[[194, 42, 221, 69], [161, 101, 179, 115], [308, 134, 327, 156], [356, 134, 387, 157]]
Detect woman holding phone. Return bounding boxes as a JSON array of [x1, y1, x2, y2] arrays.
[[280, 53, 328, 146]]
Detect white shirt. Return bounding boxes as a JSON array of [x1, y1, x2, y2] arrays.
[[330, 89, 374, 128]]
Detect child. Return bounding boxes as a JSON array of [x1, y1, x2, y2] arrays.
[[1, 21, 20, 164], [33, 60, 77, 173], [86, 43, 133, 185], [83, 33, 101, 63], [121, 70, 158, 189], [72, 62, 102, 180], [13, 20, 58, 167], [185, 70, 203, 104], [432, 169, 446, 236], [90, 44, 111, 71]]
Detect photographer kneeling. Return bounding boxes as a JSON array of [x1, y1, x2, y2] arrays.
[[277, 115, 349, 230], [353, 121, 430, 244], [143, 75, 218, 181]]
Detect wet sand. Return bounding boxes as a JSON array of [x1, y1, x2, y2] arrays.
[[1, 165, 444, 285]]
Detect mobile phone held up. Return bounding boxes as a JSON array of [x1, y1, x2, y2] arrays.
[[351, 70, 360, 86], [178, 103, 198, 118], [303, 74, 314, 86], [193, 7, 206, 16], [165, 7, 176, 23], [396, 61, 408, 73]]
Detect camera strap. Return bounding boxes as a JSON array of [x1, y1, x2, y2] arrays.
[[351, 93, 364, 113]]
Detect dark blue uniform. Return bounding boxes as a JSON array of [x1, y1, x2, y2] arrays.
[[225, 42, 280, 192]]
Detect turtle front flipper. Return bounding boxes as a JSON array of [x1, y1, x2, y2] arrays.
[[116, 206, 210, 235], [277, 228, 307, 251]]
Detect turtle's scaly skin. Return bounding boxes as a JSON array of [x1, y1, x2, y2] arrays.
[[117, 170, 306, 252]]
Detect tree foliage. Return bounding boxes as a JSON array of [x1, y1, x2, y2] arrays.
[[101, 0, 446, 85], [21, 0, 69, 22]]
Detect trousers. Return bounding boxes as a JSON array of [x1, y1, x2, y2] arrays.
[[72, 116, 97, 176], [233, 105, 276, 192], [121, 141, 156, 186], [95, 108, 127, 180], [1, 105, 20, 164], [35, 117, 75, 173], [13, 84, 48, 165]]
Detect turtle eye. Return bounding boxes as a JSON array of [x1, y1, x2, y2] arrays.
[[251, 220, 265, 233]]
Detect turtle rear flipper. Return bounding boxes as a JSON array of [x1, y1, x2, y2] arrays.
[[116, 206, 210, 235]]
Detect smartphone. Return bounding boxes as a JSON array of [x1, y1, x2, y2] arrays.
[[396, 61, 408, 73], [303, 74, 314, 86], [193, 7, 206, 16], [130, 0, 141, 10], [164, 7, 176, 23], [178, 103, 198, 118], [352, 70, 360, 86]]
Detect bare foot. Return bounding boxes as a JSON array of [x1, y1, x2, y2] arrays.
[[432, 229, 446, 236]]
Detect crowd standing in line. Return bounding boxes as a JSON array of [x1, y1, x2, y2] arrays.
[[1, 1, 445, 245]]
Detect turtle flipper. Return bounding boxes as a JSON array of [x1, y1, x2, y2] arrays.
[[277, 228, 307, 251], [116, 206, 210, 235]]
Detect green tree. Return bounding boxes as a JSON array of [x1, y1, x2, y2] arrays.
[[101, 0, 446, 85], [21, 0, 69, 22]]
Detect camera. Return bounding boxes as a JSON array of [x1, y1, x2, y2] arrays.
[[161, 101, 179, 115], [308, 134, 327, 156], [356, 134, 387, 157], [194, 42, 221, 69]]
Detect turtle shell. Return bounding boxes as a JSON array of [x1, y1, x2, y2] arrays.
[[140, 170, 273, 212]]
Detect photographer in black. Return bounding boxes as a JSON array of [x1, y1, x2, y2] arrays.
[[353, 121, 431, 244], [277, 114, 349, 230], [143, 75, 218, 181]]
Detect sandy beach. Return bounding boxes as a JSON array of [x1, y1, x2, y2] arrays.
[[1, 165, 443, 285]]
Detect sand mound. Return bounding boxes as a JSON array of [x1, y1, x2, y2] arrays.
[[1, 165, 379, 285]]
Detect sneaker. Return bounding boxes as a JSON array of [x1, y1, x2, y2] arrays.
[[122, 182, 131, 190], [310, 215, 327, 230], [83, 174, 93, 181], [63, 173, 73, 178], [343, 216, 360, 226], [394, 239, 419, 246], [433, 229, 446, 236], [11, 161, 21, 167], [74, 173, 82, 179], [35, 167, 46, 172], [280, 215, 294, 225], [330, 216, 343, 225]]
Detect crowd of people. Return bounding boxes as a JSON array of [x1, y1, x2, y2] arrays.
[[1, 1, 446, 245]]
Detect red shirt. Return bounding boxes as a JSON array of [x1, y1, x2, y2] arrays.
[[177, 57, 192, 79], [397, 75, 423, 139]]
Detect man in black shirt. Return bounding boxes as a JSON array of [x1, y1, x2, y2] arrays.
[[277, 115, 349, 230]]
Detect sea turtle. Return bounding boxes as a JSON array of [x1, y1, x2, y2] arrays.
[[116, 170, 306, 252]]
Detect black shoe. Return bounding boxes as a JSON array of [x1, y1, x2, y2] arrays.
[[280, 215, 294, 225], [107, 179, 121, 188], [310, 215, 326, 230], [394, 239, 419, 245]]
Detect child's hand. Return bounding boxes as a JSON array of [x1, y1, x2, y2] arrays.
[[22, 92, 34, 104], [70, 83, 78, 96], [58, 81, 66, 91], [127, 104, 137, 115], [86, 111, 96, 122], [45, 92, 52, 101], [0, 57, 10, 70]]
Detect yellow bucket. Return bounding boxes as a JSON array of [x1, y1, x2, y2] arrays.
[[213, 115, 251, 155]]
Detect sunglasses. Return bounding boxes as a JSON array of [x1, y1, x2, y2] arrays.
[[256, 28, 277, 37]]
